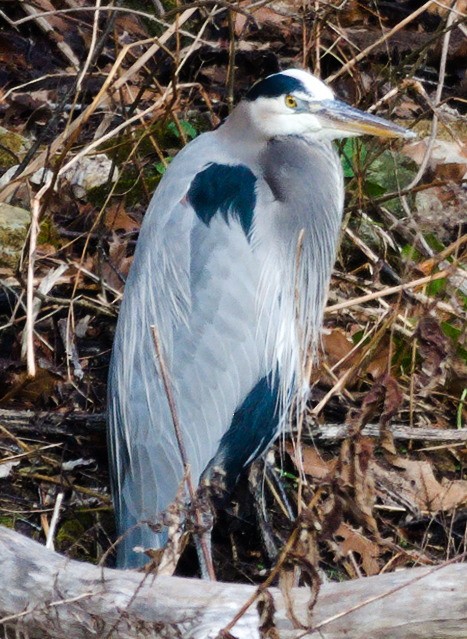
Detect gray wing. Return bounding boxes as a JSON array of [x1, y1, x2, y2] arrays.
[[108, 131, 343, 569], [107, 133, 268, 568]]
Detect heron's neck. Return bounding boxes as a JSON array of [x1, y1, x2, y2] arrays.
[[217, 103, 268, 158]]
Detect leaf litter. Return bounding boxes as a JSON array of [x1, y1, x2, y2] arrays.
[[0, 0, 465, 596]]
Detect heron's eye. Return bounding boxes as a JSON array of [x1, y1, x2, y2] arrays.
[[285, 95, 297, 109]]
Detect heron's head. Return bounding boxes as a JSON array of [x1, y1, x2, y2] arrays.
[[243, 69, 415, 141]]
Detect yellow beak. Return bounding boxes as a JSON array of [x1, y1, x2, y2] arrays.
[[315, 99, 416, 139]]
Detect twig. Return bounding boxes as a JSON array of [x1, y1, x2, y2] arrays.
[[0, 591, 95, 626], [226, 8, 236, 113], [311, 317, 394, 415], [21, 2, 80, 70], [305, 422, 467, 442], [56, 89, 173, 179], [0, 8, 198, 202], [45, 492, 64, 551], [326, 1, 437, 83], [72, 0, 102, 102], [326, 267, 458, 313], [21, 264, 69, 368], [25, 191, 41, 376], [18, 472, 111, 503], [404, 3, 457, 192]]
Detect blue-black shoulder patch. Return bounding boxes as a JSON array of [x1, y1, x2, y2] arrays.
[[246, 73, 304, 101], [209, 374, 280, 488], [187, 163, 257, 238]]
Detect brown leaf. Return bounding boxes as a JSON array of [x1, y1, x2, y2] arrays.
[[334, 522, 380, 576], [312, 328, 360, 387], [380, 375, 402, 425], [29, 0, 71, 33], [286, 442, 335, 480], [337, 437, 379, 534], [104, 203, 140, 233], [376, 457, 467, 513], [415, 316, 449, 394], [403, 138, 467, 178], [365, 341, 390, 380], [0, 368, 62, 406], [427, 0, 467, 17], [100, 232, 133, 292], [323, 328, 354, 363]]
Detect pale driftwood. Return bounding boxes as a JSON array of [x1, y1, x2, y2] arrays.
[[0, 526, 466, 639], [1, 408, 466, 443], [308, 422, 467, 442]]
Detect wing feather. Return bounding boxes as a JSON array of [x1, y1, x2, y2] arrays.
[[107, 135, 268, 567]]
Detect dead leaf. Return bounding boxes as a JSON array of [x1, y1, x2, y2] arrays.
[[322, 329, 355, 366], [286, 442, 335, 480], [365, 341, 390, 380], [373, 457, 467, 514], [334, 522, 380, 576], [346, 375, 401, 436], [104, 203, 140, 233], [403, 137, 467, 181], [0, 460, 20, 479], [337, 436, 379, 534], [0, 367, 62, 406], [99, 232, 133, 292], [312, 328, 359, 387], [396, 458, 467, 512], [415, 316, 449, 393]]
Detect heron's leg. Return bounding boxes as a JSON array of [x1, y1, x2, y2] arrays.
[[194, 517, 215, 580], [192, 483, 216, 580], [249, 458, 278, 561], [264, 454, 295, 521], [249, 454, 296, 561]]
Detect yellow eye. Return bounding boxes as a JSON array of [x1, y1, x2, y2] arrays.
[[285, 95, 297, 109]]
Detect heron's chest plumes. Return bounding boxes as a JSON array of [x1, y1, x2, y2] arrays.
[[253, 136, 343, 405]]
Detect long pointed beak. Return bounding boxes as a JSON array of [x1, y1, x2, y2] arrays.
[[315, 99, 416, 140]]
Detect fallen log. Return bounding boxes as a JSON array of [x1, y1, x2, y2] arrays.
[[2, 408, 466, 442], [0, 526, 466, 638]]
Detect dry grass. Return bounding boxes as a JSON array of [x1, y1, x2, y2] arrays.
[[0, 0, 465, 583]]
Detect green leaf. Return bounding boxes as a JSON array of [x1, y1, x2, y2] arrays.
[[426, 277, 446, 296], [167, 120, 197, 140], [340, 138, 368, 178], [341, 154, 355, 178], [401, 243, 423, 262], [423, 233, 446, 253], [352, 330, 365, 345], [154, 157, 172, 175], [441, 321, 461, 341], [363, 180, 386, 197]]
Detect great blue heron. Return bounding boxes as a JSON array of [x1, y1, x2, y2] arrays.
[[108, 69, 414, 569]]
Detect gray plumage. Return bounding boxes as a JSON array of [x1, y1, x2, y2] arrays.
[[107, 69, 414, 568]]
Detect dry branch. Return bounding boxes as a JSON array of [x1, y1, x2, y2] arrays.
[[1, 408, 466, 443], [0, 526, 466, 639]]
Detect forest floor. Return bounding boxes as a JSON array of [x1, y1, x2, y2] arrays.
[[0, 0, 466, 588]]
